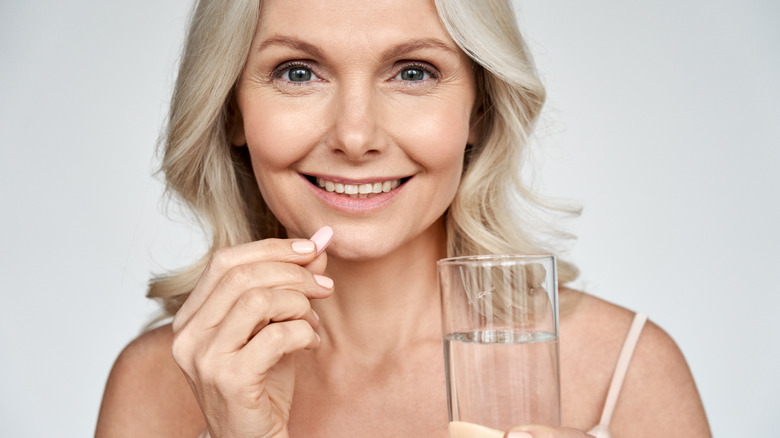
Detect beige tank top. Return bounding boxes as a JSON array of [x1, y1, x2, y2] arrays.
[[587, 312, 648, 438]]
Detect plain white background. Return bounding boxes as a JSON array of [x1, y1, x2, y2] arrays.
[[1, 0, 778, 436]]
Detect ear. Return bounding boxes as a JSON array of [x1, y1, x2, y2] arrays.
[[227, 96, 247, 146]]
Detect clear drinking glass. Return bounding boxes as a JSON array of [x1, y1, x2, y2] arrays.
[[438, 254, 561, 437]]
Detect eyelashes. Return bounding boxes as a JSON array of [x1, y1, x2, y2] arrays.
[[271, 61, 322, 84], [392, 63, 439, 82], [270, 60, 441, 85]]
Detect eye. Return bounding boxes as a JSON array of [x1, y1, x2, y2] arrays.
[[286, 67, 314, 82], [401, 68, 426, 81], [393, 63, 438, 82], [274, 62, 322, 83]]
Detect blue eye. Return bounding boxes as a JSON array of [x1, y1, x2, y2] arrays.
[[393, 64, 437, 82], [274, 63, 321, 83], [287, 67, 313, 82], [400, 68, 426, 81]]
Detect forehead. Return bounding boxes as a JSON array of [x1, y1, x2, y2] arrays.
[[256, 0, 453, 48]]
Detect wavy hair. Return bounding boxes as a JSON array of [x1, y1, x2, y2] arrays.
[[435, 0, 579, 280], [148, 0, 579, 318]]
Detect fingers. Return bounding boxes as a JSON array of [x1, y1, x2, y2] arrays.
[[449, 421, 504, 437], [238, 319, 321, 372], [169, 227, 334, 437], [173, 226, 333, 332], [504, 425, 596, 438], [304, 251, 328, 275], [212, 288, 320, 351], [185, 260, 333, 334]]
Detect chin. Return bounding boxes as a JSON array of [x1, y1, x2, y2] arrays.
[[326, 234, 397, 262], [325, 218, 445, 263]]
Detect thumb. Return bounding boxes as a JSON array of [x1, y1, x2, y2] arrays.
[[304, 251, 328, 275]]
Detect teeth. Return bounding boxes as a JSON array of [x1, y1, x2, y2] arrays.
[[315, 177, 403, 196]]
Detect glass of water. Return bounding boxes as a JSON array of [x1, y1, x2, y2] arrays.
[[438, 254, 560, 437]]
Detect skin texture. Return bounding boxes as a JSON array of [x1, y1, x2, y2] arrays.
[[231, 0, 478, 260], [95, 0, 712, 437]]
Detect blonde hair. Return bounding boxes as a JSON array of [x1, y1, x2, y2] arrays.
[[148, 0, 579, 318], [435, 0, 579, 280]]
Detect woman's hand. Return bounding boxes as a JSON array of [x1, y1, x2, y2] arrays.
[[504, 425, 596, 438], [171, 227, 334, 438], [450, 421, 596, 438]]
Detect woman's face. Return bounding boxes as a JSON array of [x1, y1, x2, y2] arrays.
[[233, 0, 479, 260]]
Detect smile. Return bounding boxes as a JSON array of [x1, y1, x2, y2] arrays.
[[310, 176, 409, 199]]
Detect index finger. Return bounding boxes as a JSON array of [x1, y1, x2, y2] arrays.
[[173, 226, 333, 332]]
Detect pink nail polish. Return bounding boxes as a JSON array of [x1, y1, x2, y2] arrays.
[[292, 240, 316, 254], [309, 226, 333, 255], [314, 274, 334, 289]]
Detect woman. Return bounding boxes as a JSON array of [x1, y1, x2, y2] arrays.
[[96, 0, 711, 436]]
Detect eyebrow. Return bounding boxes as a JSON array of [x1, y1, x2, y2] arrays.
[[381, 39, 461, 60], [257, 36, 324, 58], [257, 35, 460, 60]]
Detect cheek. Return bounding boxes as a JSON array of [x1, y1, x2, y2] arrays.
[[397, 103, 471, 175], [241, 99, 323, 169]]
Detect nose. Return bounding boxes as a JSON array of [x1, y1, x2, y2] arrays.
[[326, 82, 384, 161]]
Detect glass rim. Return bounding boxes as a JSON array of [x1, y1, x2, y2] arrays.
[[437, 253, 555, 267]]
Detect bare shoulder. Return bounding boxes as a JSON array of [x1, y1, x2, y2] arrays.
[[560, 290, 711, 436], [558, 290, 639, 427], [613, 316, 712, 436], [95, 323, 205, 437]]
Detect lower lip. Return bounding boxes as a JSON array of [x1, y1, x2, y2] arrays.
[[304, 176, 407, 213]]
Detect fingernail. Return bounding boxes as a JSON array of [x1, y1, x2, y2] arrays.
[[292, 240, 316, 254], [507, 432, 532, 438], [310, 226, 333, 255], [314, 274, 334, 289], [312, 309, 320, 322]]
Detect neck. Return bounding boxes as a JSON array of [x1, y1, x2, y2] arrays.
[[313, 221, 447, 356]]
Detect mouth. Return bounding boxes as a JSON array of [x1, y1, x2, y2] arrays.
[[305, 175, 411, 199]]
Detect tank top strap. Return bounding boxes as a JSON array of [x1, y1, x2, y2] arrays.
[[587, 312, 648, 438]]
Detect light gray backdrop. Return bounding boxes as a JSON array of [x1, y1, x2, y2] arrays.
[[1, 0, 778, 436]]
